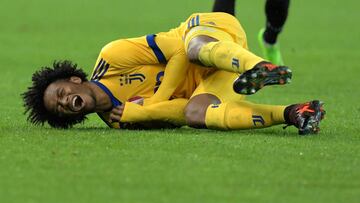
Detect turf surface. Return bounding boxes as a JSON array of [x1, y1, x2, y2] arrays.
[[0, 0, 359, 202]]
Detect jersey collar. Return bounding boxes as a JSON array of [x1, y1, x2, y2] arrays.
[[91, 80, 122, 107]]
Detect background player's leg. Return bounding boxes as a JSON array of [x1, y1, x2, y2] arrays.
[[264, 0, 290, 44], [259, 0, 290, 65], [212, 0, 236, 16]]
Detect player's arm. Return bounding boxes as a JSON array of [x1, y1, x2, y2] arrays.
[[109, 98, 188, 126], [146, 36, 190, 105]]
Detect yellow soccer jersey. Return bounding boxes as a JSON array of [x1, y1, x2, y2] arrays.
[[92, 34, 193, 106], [90, 36, 209, 128]]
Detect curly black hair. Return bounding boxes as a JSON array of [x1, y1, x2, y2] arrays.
[[22, 60, 89, 128]]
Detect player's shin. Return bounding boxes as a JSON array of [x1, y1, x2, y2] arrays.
[[198, 41, 264, 73], [204, 101, 286, 130]]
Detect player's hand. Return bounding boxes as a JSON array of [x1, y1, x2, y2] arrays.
[[109, 104, 125, 123], [109, 96, 144, 123]]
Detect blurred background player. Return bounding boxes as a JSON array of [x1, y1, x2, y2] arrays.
[[212, 0, 290, 65]]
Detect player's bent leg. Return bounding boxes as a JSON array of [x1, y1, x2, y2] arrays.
[[184, 23, 263, 73], [186, 35, 217, 64], [187, 34, 264, 74], [186, 28, 292, 95], [185, 93, 220, 128], [189, 38, 292, 95], [184, 13, 292, 95]]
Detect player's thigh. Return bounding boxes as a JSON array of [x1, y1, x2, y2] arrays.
[[184, 13, 249, 54], [191, 70, 246, 103]]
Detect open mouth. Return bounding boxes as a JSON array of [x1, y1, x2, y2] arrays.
[[70, 95, 84, 112]]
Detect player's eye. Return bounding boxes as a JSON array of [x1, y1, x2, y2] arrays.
[[60, 88, 65, 97]]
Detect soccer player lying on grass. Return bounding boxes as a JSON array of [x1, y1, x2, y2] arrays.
[[22, 12, 325, 134]]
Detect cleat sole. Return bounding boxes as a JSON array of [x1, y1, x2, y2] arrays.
[[233, 65, 293, 95]]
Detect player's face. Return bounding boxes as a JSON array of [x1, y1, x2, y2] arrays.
[[43, 77, 96, 117]]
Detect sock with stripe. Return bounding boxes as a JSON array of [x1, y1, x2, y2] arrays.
[[198, 41, 264, 73], [205, 101, 286, 130]]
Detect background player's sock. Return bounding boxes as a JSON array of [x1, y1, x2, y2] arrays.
[[198, 41, 264, 73], [258, 28, 284, 65], [212, 0, 236, 16], [205, 101, 286, 130], [263, 0, 290, 44]]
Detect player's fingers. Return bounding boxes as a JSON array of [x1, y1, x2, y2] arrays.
[[109, 113, 121, 122], [111, 105, 125, 116], [108, 105, 125, 122]]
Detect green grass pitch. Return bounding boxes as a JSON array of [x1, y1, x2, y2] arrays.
[[0, 0, 359, 202]]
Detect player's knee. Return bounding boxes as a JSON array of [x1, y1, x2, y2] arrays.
[[186, 35, 218, 63], [184, 105, 206, 128], [184, 94, 220, 128], [186, 42, 201, 62]]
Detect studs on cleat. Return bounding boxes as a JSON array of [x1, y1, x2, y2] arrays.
[[240, 78, 247, 83], [233, 65, 292, 95], [250, 88, 256, 94]]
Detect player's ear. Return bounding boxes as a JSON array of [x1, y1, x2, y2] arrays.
[[69, 76, 82, 84]]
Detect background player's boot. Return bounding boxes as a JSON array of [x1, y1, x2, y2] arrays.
[[233, 62, 292, 95], [284, 100, 326, 135], [258, 28, 284, 66]]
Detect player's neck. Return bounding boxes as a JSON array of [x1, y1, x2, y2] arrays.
[[85, 82, 113, 112]]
